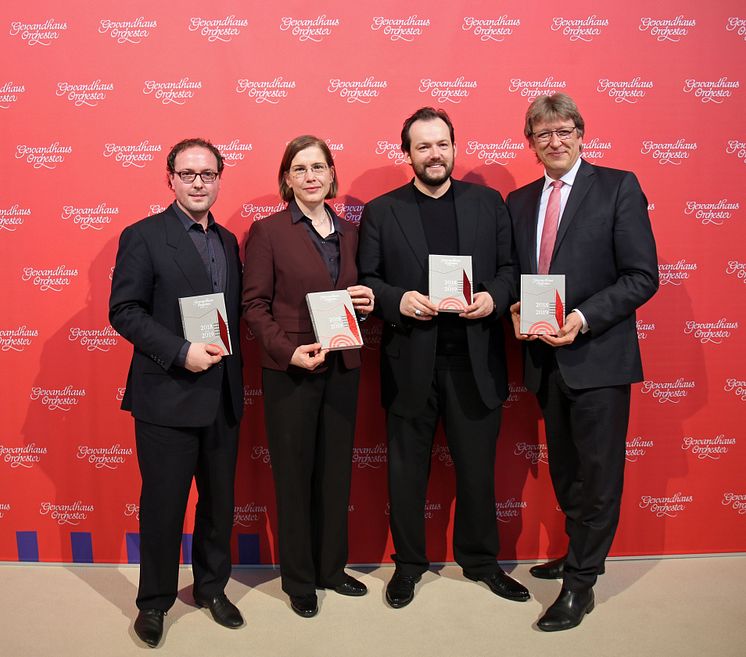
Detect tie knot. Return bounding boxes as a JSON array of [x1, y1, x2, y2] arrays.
[[551, 180, 563, 190]]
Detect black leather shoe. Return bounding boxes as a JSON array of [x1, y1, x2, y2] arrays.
[[194, 593, 244, 628], [530, 556, 566, 579], [332, 574, 368, 597], [134, 609, 165, 648], [529, 556, 605, 580], [290, 594, 318, 618], [385, 571, 421, 609], [537, 587, 594, 632], [464, 569, 530, 602]]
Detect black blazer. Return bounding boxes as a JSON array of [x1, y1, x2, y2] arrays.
[[507, 160, 659, 393], [358, 179, 515, 417], [109, 205, 243, 427]]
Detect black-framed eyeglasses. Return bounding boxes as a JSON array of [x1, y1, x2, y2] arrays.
[[288, 163, 330, 179], [173, 170, 219, 184], [531, 127, 577, 144]]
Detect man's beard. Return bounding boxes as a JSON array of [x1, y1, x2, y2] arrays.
[[414, 158, 453, 187]]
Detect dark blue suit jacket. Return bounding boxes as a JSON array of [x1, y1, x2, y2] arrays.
[[507, 160, 659, 392]]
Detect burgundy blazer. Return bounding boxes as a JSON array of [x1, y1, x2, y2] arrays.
[[242, 203, 362, 371]]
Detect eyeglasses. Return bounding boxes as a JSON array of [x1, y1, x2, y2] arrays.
[[173, 170, 219, 184], [288, 163, 330, 179], [531, 127, 577, 144]]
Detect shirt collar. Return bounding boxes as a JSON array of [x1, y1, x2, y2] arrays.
[[543, 156, 582, 192], [289, 198, 344, 234], [171, 200, 216, 231]]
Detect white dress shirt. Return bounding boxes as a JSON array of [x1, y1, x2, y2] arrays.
[[534, 156, 589, 332]]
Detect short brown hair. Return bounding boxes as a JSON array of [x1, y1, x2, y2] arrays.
[[278, 135, 338, 202], [166, 138, 224, 174], [524, 93, 585, 140], [401, 107, 455, 153]]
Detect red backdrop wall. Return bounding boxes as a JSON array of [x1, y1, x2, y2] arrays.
[[1, 0, 745, 565]]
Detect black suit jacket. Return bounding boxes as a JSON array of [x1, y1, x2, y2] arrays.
[[507, 160, 659, 393], [358, 179, 515, 417], [109, 205, 243, 427]]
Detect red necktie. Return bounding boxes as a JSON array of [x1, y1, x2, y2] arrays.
[[538, 180, 563, 275]]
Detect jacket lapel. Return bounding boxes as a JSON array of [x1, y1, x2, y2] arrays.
[[333, 214, 355, 291], [524, 178, 544, 274], [553, 159, 595, 258], [164, 207, 212, 293], [452, 180, 479, 257], [216, 223, 238, 297], [297, 218, 331, 282], [391, 184, 429, 271]]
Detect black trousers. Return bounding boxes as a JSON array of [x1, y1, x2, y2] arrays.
[[387, 355, 502, 577], [537, 356, 630, 590], [262, 356, 360, 596], [134, 394, 239, 611]]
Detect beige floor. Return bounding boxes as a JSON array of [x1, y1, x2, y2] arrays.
[[2, 556, 745, 657]]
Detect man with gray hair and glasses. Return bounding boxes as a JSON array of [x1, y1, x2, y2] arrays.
[[507, 94, 658, 631]]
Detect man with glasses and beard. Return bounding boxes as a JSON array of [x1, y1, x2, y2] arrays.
[[358, 107, 528, 609], [110, 138, 244, 647]]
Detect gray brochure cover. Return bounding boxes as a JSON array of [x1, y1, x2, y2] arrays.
[[178, 292, 232, 355], [520, 274, 566, 335], [305, 290, 363, 350], [428, 254, 473, 312]]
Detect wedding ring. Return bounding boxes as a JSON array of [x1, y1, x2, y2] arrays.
[[414, 309, 423, 316]]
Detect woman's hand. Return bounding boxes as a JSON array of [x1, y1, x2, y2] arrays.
[[348, 285, 375, 315]]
